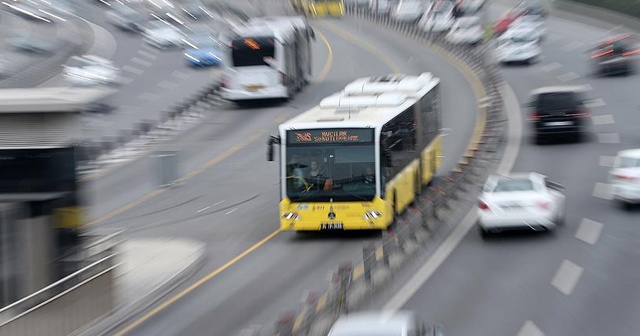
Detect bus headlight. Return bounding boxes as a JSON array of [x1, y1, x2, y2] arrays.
[[364, 211, 382, 220], [282, 212, 300, 220]]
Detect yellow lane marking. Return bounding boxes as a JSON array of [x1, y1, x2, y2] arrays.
[[113, 229, 281, 336], [315, 29, 334, 82], [352, 263, 364, 281], [317, 21, 403, 73], [316, 293, 329, 312]]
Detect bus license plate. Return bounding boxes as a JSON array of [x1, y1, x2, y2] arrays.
[[320, 223, 344, 230]]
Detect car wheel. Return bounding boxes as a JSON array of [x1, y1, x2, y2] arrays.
[[479, 225, 490, 239], [555, 210, 565, 225], [535, 135, 546, 145], [620, 200, 633, 211]]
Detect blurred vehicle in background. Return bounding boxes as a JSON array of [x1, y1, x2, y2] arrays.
[[8, 31, 55, 54], [609, 149, 640, 210], [106, 1, 146, 32], [146, 1, 187, 26], [390, 0, 423, 23], [445, 16, 483, 45], [369, 0, 395, 15], [458, 0, 484, 14], [525, 86, 591, 144], [477, 172, 566, 237], [183, 33, 223, 67], [495, 31, 541, 64], [418, 1, 455, 33], [179, 0, 213, 20], [327, 311, 444, 336], [515, 0, 549, 18], [589, 34, 640, 76], [345, 0, 369, 9], [143, 20, 187, 49], [291, 0, 345, 17], [510, 14, 546, 40], [63, 55, 121, 86]]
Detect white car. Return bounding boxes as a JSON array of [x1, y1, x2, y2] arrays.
[[328, 311, 444, 336], [418, 1, 455, 33], [477, 172, 565, 237], [143, 20, 187, 49], [496, 28, 541, 64], [459, 0, 485, 14], [510, 14, 547, 40], [445, 16, 483, 45], [391, 1, 423, 23], [63, 55, 121, 86], [609, 149, 640, 209]]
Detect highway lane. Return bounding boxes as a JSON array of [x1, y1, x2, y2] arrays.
[[88, 13, 481, 336], [361, 3, 640, 336]]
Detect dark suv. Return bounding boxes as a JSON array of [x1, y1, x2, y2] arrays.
[[590, 35, 639, 76], [526, 86, 591, 144]]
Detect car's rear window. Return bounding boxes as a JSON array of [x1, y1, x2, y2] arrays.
[[619, 156, 640, 168], [493, 179, 534, 192], [535, 92, 578, 111]]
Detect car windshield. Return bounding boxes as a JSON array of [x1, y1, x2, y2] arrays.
[[492, 178, 535, 192], [536, 92, 577, 111], [618, 156, 640, 168]]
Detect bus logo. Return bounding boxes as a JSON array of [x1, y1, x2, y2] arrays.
[[328, 212, 336, 219]]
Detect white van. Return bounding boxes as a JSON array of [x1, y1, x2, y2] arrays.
[[328, 311, 444, 336]]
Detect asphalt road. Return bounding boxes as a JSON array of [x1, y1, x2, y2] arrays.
[[85, 6, 481, 336], [363, 2, 640, 336]]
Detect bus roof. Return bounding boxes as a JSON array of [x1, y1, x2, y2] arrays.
[[233, 20, 298, 42], [247, 15, 309, 30], [279, 73, 439, 131], [343, 72, 436, 96]]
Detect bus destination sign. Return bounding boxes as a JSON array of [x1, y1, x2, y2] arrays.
[[287, 129, 373, 144]]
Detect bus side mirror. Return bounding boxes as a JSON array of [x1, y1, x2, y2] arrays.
[[267, 135, 280, 161], [310, 28, 316, 40], [383, 150, 393, 167]]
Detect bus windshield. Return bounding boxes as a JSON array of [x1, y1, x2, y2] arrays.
[[231, 37, 275, 67], [285, 144, 376, 202]]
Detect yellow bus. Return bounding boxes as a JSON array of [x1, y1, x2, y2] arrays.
[[267, 72, 442, 231], [291, 0, 345, 17]]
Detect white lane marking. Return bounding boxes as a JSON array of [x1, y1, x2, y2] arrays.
[[171, 70, 190, 80], [575, 218, 604, 245], [225, 207, 237, 215], [599, 155, 616, 167], [517, 321, 545, 336], [131, 57, 153, 67], [138, 92, 161, 101], [123, 65, 144, 75], [212, 200, 225, 206], [585, 98, 606, 108], [557, 71, 581, 82], [120, 76, 134, 84], [137, 49, 157, 59], [478, 96, 490, 103], [197, 206, 210, 213], [561, 40, 585, 52], [157, 80, 180, 90], [597, 133, 620, 144], [383, 84, 523, 311], [592, 182, 613, 200], [551, 259, 584, 295], [141, 43, 156, 52], [541, 62, 562, 72], [591, 114, 615, 125]]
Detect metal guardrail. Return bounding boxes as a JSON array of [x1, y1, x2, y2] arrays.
[[262, 7, 508, 336]]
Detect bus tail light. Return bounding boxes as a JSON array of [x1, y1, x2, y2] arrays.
[[282, 212, 299, 220], [478, 200, 490, 210], [364, 210, 383, 220]]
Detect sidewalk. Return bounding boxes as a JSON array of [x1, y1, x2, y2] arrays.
[[75, 238, 206, 336]]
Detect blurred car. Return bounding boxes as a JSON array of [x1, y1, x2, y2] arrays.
[[478, 172, 565, 237], [106, 1, 146, 32], [610, 149, 640, 209], [510, 14, 546, 40], [183, 33, 223, 67], [390, 0, 423, 23], [589, 34, 640, 76], [458, 0, 484, 14], [143, 20, 187, 49], [525, 86, 591, 144], [327, 311, 444, 336], [516, 1, 549, 18], [369, 0, 396, 15], [63, 55, 121, 86], [8, 31, 55, 54], [445, 16, 483, 45], [180, 0, 213, 20], [418, 1, 455, 33], [496, 31, 541, 64]]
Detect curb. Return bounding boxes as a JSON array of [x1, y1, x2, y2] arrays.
[[73, 242, 207, 336]]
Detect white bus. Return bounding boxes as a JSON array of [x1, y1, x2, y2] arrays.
[[267, 72, 443, 231], [220, 16, 315, 104]]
